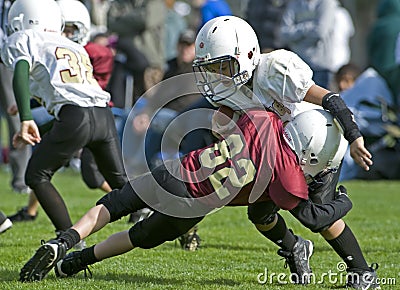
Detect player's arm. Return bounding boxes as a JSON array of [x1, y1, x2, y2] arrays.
[[290, 185, 352, 233], [304, 84, 372, 171], [12, 59, 41, 146]]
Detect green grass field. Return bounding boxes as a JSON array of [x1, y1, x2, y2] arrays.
[[0, 168, 399, 289]]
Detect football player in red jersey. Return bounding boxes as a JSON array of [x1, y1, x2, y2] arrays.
[[191, 16, 378, 289]]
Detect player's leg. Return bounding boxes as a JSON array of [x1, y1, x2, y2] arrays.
[[247, 201, 313, 284], [309, 170, 380, 289], [80, 147, 111, 192], [20, 162, 196, 282], [55, 211, 204, 278], [19, 178, 146, 282], [87, 106, 127, 190], [54, 162, 205, 277], [25, 106, 91, 232]]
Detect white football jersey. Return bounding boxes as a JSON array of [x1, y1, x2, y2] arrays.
[[1, 30, 110, 119], [253, 49, 320, 124]]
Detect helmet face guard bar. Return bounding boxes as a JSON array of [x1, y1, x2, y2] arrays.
[[193, 55, 249, 103], [64, 22, 88, 44]]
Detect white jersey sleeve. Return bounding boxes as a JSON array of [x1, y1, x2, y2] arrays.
[[1, 31, 32, 68], [253, 49, 315, 123], [1, 30, 110, 119]]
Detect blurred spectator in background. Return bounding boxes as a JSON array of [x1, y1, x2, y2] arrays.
[[334, 63, 362, 92], [336, 65, 400, 180], [195, 0, 232, 29], [107, 0, 166, 99], [245, 0, 289, 53], [85, 0, 110, 34], [164, 29, 197, 79], [331, 3, 355, 79], [145, 29, 204, 168], [0, 11, 32, 194], [367, 0, 400, 107], [396, 31, 400, 65], [164, 0, 188, 63], [279, 0, 339, 88]]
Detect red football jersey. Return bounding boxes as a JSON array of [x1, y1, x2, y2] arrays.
[[84, 42, 114, 90], [180, 109, 308, 210]]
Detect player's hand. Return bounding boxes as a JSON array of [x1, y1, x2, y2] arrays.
[[13, 120, 41, 147], [350, 137, 372, 171], [335, 185, 349, 199]]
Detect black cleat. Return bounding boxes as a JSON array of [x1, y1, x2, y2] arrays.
[[178, 226, 201, 251], [277, 236, 314, 284], [20, 239, 67, 282], [346, 263, 381, 289], [55, 251, 91, 278], [8, 207, 37, 222]]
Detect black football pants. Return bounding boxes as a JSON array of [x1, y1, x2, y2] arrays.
[[25, 105, 127, 231]]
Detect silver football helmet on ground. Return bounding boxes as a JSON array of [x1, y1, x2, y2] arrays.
[[57, 0, 91, 45], [284, 109, 348, 180], [193, 16, 261, 108], [7, 0, 64, 35]]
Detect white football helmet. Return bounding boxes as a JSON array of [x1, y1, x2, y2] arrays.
[[284, 109, 348, 180], [7, 0, 64, 35], [193, 16, 260, 104], [57, 0, 91, 45]]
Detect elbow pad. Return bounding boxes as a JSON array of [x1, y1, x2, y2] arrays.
[[322, 93, 362, 144]]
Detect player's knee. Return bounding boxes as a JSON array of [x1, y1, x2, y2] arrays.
[[128, 214, 201, 249], [247, 202, 277, 225], [128, 222, 161, 249], [128, 218, 181, 249], [96, 190, 121, 222], [25, 167, 50, 188], [96, 183, 144, 222], [108, 175, 127, 190]]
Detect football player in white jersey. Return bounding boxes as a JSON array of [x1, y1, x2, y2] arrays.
[[1, 0, 127, 238], [191, 16, 378, 289]]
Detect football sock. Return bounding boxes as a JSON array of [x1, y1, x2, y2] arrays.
[[326, 224, 369, 271], [81, 245, 100, 265], [258, 214, 296, 251], [34, 182, 73, 230], [59, 228, 81, 250]]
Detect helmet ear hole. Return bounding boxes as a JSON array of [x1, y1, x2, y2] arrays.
[[310, 153, 318, 165]]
